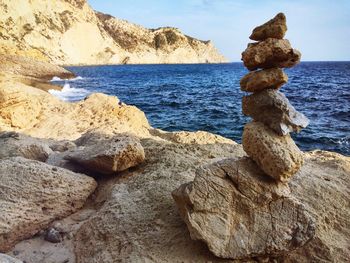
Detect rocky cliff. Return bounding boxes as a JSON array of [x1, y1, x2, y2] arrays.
[[0, 0, 227, 65]]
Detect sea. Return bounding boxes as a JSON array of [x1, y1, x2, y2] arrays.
[[49, 62, 350, 156]]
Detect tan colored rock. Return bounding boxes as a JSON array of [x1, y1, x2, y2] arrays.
[[74, 138, 246, 263], [0, 132, 52, 161], [250, 13, 287, 41], [0, 0, 226, 65], [242, 89, 309, 135], [242, 122, 304, 182], [0, 254, 22, 263], [0, 78, 151, 139], [240, 68, 288, 92], [280, 150, 350, 262], [0, 55, 75, 81], [0, 157, 97, 252], [172, 157, 315, 259], [241, 39, 301, 71], [66, 132, 145, 175]]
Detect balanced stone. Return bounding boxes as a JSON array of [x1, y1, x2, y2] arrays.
[[172, 157, 315, 259], [250, 13, 287, 41], [242, 38, 301, 70], [240, 68, 288, 92], [242, 89, 309, 135], [242, 121, 304, 182]]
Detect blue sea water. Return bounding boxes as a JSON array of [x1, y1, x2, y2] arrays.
[[50, 62, 350, 156]]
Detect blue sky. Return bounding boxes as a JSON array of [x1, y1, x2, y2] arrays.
[[89, 0, 350, 61]]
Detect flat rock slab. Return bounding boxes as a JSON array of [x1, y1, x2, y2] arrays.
[[242, 89, 309, 135], [0, 157, 97, 252], [66, 132, 145, 175], [250, 13, 287, 41], [241, 39, 301, 71], [172, 157, 315, 260], [240, 68, 288, 92], [242, 122, 304, 182]]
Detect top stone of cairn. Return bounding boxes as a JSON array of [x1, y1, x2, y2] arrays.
[[250, 13, 287, 41]]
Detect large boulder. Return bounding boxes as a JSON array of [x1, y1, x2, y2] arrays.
[[74, 138, 246, 263], [240, 68, 288, 92], [172, 157, 315, 259], [242, 122, 304, 182], [65, 132, 145, 175], [282, 151, 350, 262], [0, 132, 52, 161], [242, 89, 309, 135], [250, 13, 287, 41], [241, 39, 301, 71], [0, 157, 97, 252]]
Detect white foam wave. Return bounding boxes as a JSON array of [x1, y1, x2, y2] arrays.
[[50, 76, 84, 82], [49, 83, 90, 102]]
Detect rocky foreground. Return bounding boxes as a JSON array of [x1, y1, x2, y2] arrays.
[[0, 52, 349, 263], [0, 0, 227, 65]]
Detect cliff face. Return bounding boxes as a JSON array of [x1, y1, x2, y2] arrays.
[[0, 0, 227, 65]]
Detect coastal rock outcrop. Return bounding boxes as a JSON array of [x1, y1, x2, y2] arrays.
[[0, 55, 75, 81], [66, 132, 145, 175], [242, 89, 309, 135], [0, 157, 97, 252], [242, 121, 304, 182], [0, 0, 227, 65], [0, 78, 150, 139], [0, 11, 349, 262], [172, 157, 315, 259], [0, 63, 348, 262]]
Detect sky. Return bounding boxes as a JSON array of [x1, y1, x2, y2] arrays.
[[88, 0, 350, 62]]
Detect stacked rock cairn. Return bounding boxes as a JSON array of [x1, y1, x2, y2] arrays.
[[241, 12, 309, 182], [172, 13, 315, 261]]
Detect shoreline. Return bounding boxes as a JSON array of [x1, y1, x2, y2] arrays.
[[0, 55, 349, 262]]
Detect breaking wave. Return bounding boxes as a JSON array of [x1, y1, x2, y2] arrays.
[[49, 83, 90, 102], [50, 76, 84, 82]]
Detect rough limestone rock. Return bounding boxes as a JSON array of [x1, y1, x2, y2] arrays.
[[282, 151, 350, 263], [0, 78, 151, 139], [172, 157, 315, 259], [0, 0, 226, 65], [242, 89, 309, 135], [0, 157, 97, 252], [0, 254, 22, 263], [242, 39, 301, 71], [74, 138, 246, 263], [240, 68, 288, 92], [250, 13, 287, 41], [242, 122, 304, 182], [0, 55, 75, 81], [0, 132, 52, 161], [66, 132, 145, 175]]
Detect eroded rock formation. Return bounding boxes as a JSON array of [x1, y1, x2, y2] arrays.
[[0, 0, 227, 65], [0, 12, 348, 263], [0, 157, 97, 252]]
